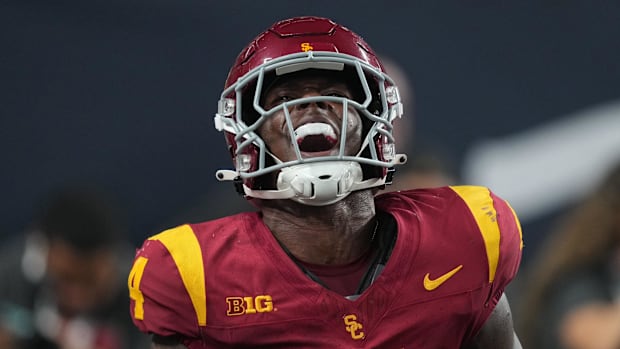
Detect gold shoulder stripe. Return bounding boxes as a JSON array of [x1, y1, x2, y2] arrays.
[[450, 186, 500, 283], [149, 225, 206, 326], [506, 202, 524, 250]]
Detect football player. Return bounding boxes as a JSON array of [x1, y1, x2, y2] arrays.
[[128, 16, 524, 348]]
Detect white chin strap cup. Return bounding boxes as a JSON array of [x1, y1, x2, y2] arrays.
[[276, 161, 363, 206], [217, 161, 393, 206]]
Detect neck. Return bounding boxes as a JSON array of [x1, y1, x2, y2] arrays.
[[258, 190, 377, 265]]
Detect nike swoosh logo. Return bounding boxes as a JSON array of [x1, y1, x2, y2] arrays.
[[423, 264, 463, 291]]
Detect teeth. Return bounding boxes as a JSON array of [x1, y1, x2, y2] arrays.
[[294, 123, 336, 142]]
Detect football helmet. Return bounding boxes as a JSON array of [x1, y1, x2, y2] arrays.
[[214, 16, 407, 206]]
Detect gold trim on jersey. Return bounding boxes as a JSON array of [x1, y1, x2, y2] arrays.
[[149, 224, 207, 326], [450, 186, 501, 284], [506, 202, 524, 250]]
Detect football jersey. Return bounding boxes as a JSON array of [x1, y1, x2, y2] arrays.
[[128, 185, 523, 348]]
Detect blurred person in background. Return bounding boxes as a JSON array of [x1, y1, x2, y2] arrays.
[[386, 142, 457, 191], [380, 55, 457, 191], [0, 185, 149, 349], [518, 160, 620, 349]]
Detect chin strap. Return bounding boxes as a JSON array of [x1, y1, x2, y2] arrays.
[[216, 162, 388, 206], [242, 177, 387, 206], [216, 155, 407, 206]]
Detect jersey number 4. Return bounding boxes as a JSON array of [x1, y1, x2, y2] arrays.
[[128, 256, 149, 320]]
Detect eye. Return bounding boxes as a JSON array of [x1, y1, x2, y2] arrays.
[[278, 95, 294, 102], [265, 94, 294, 108], [323, 90, 350, 99]]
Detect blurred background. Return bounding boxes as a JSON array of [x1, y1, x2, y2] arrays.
[[2, 0, 620, 280], [2, 1, 620, 348]]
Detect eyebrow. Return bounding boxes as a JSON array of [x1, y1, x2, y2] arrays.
[[269, 79, 349, 92]]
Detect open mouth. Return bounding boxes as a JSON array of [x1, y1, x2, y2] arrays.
[[294, 123, 337, 153]]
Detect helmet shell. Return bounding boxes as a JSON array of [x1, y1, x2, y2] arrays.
[[224, 16, 385, 91]]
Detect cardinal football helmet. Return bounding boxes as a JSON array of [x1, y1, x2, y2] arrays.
[[214, 16, 407, 205]]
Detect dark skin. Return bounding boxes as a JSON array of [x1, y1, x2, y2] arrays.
[[258, 73, 375, 265], [151, 72, 523, 349]]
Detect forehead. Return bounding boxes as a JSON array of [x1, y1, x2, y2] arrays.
[[266, 69, 354, 92]]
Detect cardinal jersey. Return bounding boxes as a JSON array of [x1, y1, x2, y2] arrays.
[[128, 186, 523, 348]]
